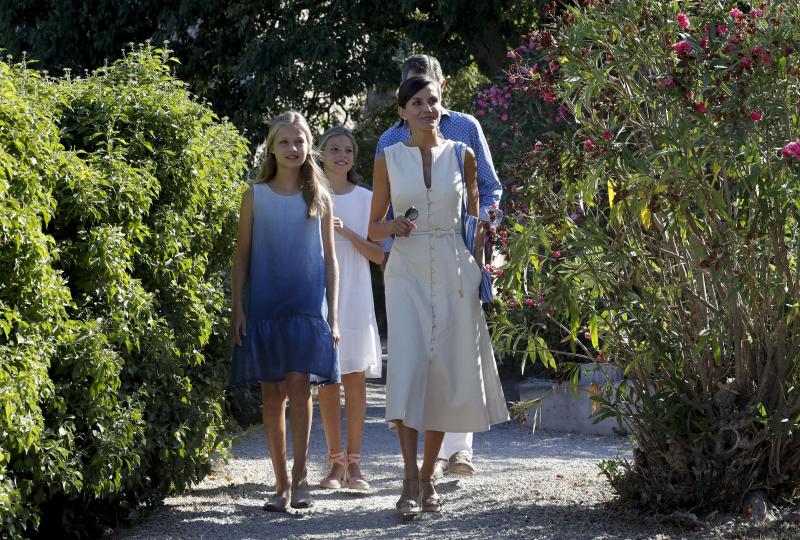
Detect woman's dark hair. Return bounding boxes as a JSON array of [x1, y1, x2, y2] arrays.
[[397, 76, 438, 126]]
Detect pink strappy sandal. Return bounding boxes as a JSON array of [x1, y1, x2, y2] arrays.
[[319, 450, 346, 489], [345, 452, 370, 491]]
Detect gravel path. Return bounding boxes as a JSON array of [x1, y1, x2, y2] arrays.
[[113, 383, 794, 539]]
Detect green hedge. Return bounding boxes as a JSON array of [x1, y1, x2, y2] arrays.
[[0, 45, 249, 537]]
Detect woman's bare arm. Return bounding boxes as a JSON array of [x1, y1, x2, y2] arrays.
[[464, 148, 485, 266], [368, 153, 415, 241]]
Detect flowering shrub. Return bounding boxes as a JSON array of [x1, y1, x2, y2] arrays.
[[0, 46, 248, 536], [486, 0, 800, 511]]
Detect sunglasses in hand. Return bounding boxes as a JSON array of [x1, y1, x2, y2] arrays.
[[403, 206, 418, 221]]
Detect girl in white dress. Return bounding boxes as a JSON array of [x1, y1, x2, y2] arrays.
[[369, 77, 508, 514], [317, 126, 384, 491]]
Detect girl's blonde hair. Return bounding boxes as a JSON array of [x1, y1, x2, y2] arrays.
[[253, 111, 330, 218], [318, 125, 361, 185]]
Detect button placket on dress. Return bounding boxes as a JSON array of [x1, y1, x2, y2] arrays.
[[427, 188, 436, 357]]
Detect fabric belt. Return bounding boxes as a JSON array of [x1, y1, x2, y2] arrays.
[[409, 228, 463, 297]]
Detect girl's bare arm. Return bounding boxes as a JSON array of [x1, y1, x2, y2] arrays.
[[231, 187, 253, 346], [321, 199, 340, 346]]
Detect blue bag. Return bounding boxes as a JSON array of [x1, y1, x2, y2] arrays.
[[453, 142, 494, 303]]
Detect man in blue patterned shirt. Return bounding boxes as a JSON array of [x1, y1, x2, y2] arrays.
[[374, 54, 502, 481]]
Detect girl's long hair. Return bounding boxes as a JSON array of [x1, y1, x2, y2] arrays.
[[253, 111, 330, 218], [318, 125, 361, 186]]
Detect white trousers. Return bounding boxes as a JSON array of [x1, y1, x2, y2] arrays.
[[438, 432, 473, 460]]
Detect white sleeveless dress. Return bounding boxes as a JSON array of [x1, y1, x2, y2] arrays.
[[383, 140, 508, 432], [332, 185, 382, 377]]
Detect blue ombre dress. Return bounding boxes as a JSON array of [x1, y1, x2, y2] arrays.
[[230, 183, 339, 384]]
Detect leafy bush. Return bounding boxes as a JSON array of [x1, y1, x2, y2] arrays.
[[492, 0, 800, 512], [0, 45, 249, 537]]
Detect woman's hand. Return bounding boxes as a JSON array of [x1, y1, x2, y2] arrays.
[[232, 306, 247, 347], [332, 216, 344, 231], [390, 216, 416, 237]]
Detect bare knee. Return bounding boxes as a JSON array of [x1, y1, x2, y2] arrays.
[[284, 372, 311, 402], [261, 382, 287, 414]]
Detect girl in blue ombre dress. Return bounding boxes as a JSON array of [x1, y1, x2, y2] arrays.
[[230, 111, 339, 512]]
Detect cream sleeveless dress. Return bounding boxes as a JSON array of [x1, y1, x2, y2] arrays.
[[332, 185, 382, 377], [383, 140, 509, 433]]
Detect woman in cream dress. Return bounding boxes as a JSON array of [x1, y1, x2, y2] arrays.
[[369, 76, 508, 514]]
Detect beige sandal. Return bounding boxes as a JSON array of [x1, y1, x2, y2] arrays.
[[395, 476, 419, 514], [319, 450, 346, 489], [419, 478, 441, 512], [345, 452, 370, 491]]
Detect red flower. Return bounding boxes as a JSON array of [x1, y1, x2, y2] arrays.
[[584, 138, 595, 151], [524, 298, 535, 308], [673, 40, 693, 57], [693, 101, 707, 114], [750, 110, 763, 121], [730, 8, 744, 20], [602, 130, 612, 141], [677, 13, 690, 30]]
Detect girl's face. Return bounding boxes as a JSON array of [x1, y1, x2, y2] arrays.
[[400, 83, 441, 131], [321, 134, 354, 176], [272, 124, 308, 169]]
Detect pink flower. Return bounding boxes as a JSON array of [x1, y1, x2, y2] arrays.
[[524, 298, 535, 308], [717, 24, 729, 34], [602, 130, 612, 141], [500, 114, 509, 122], [673, 40, 693, 57], [750, 110, 763, 121], [741, 56, 751, 68], [584, 138, 595, 151], [781, 141, 800, 160], [476, 109, 486, 117], [552, 250, 562, 259], [750, 8, 764, 18], [542, 90, 555, 103], [677, 13, 690, 29], [495, 269, 505, 278], [533, 140, 545, 154], [693, 101, 708, 114], [700, 39, 709, 48], [506, 50, 516, 59], [584, 331, 592, 340], [508, 300, 519, 309], [664, 76, 676, 87], [730, 8, 744, 20]]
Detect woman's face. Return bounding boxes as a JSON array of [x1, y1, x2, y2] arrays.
[[400, 83, 441, 131], [321, 134, 354, 176], [272, 124, 308, 169]]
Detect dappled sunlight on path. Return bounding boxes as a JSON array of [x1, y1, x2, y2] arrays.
[[115, 383, 680, 540]]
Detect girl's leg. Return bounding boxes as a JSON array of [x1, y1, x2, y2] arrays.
[[284, 371, 312, 486], [342, 371, 367, 483], [318, 382, 345, 485], [261, 382, 289, 496]]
